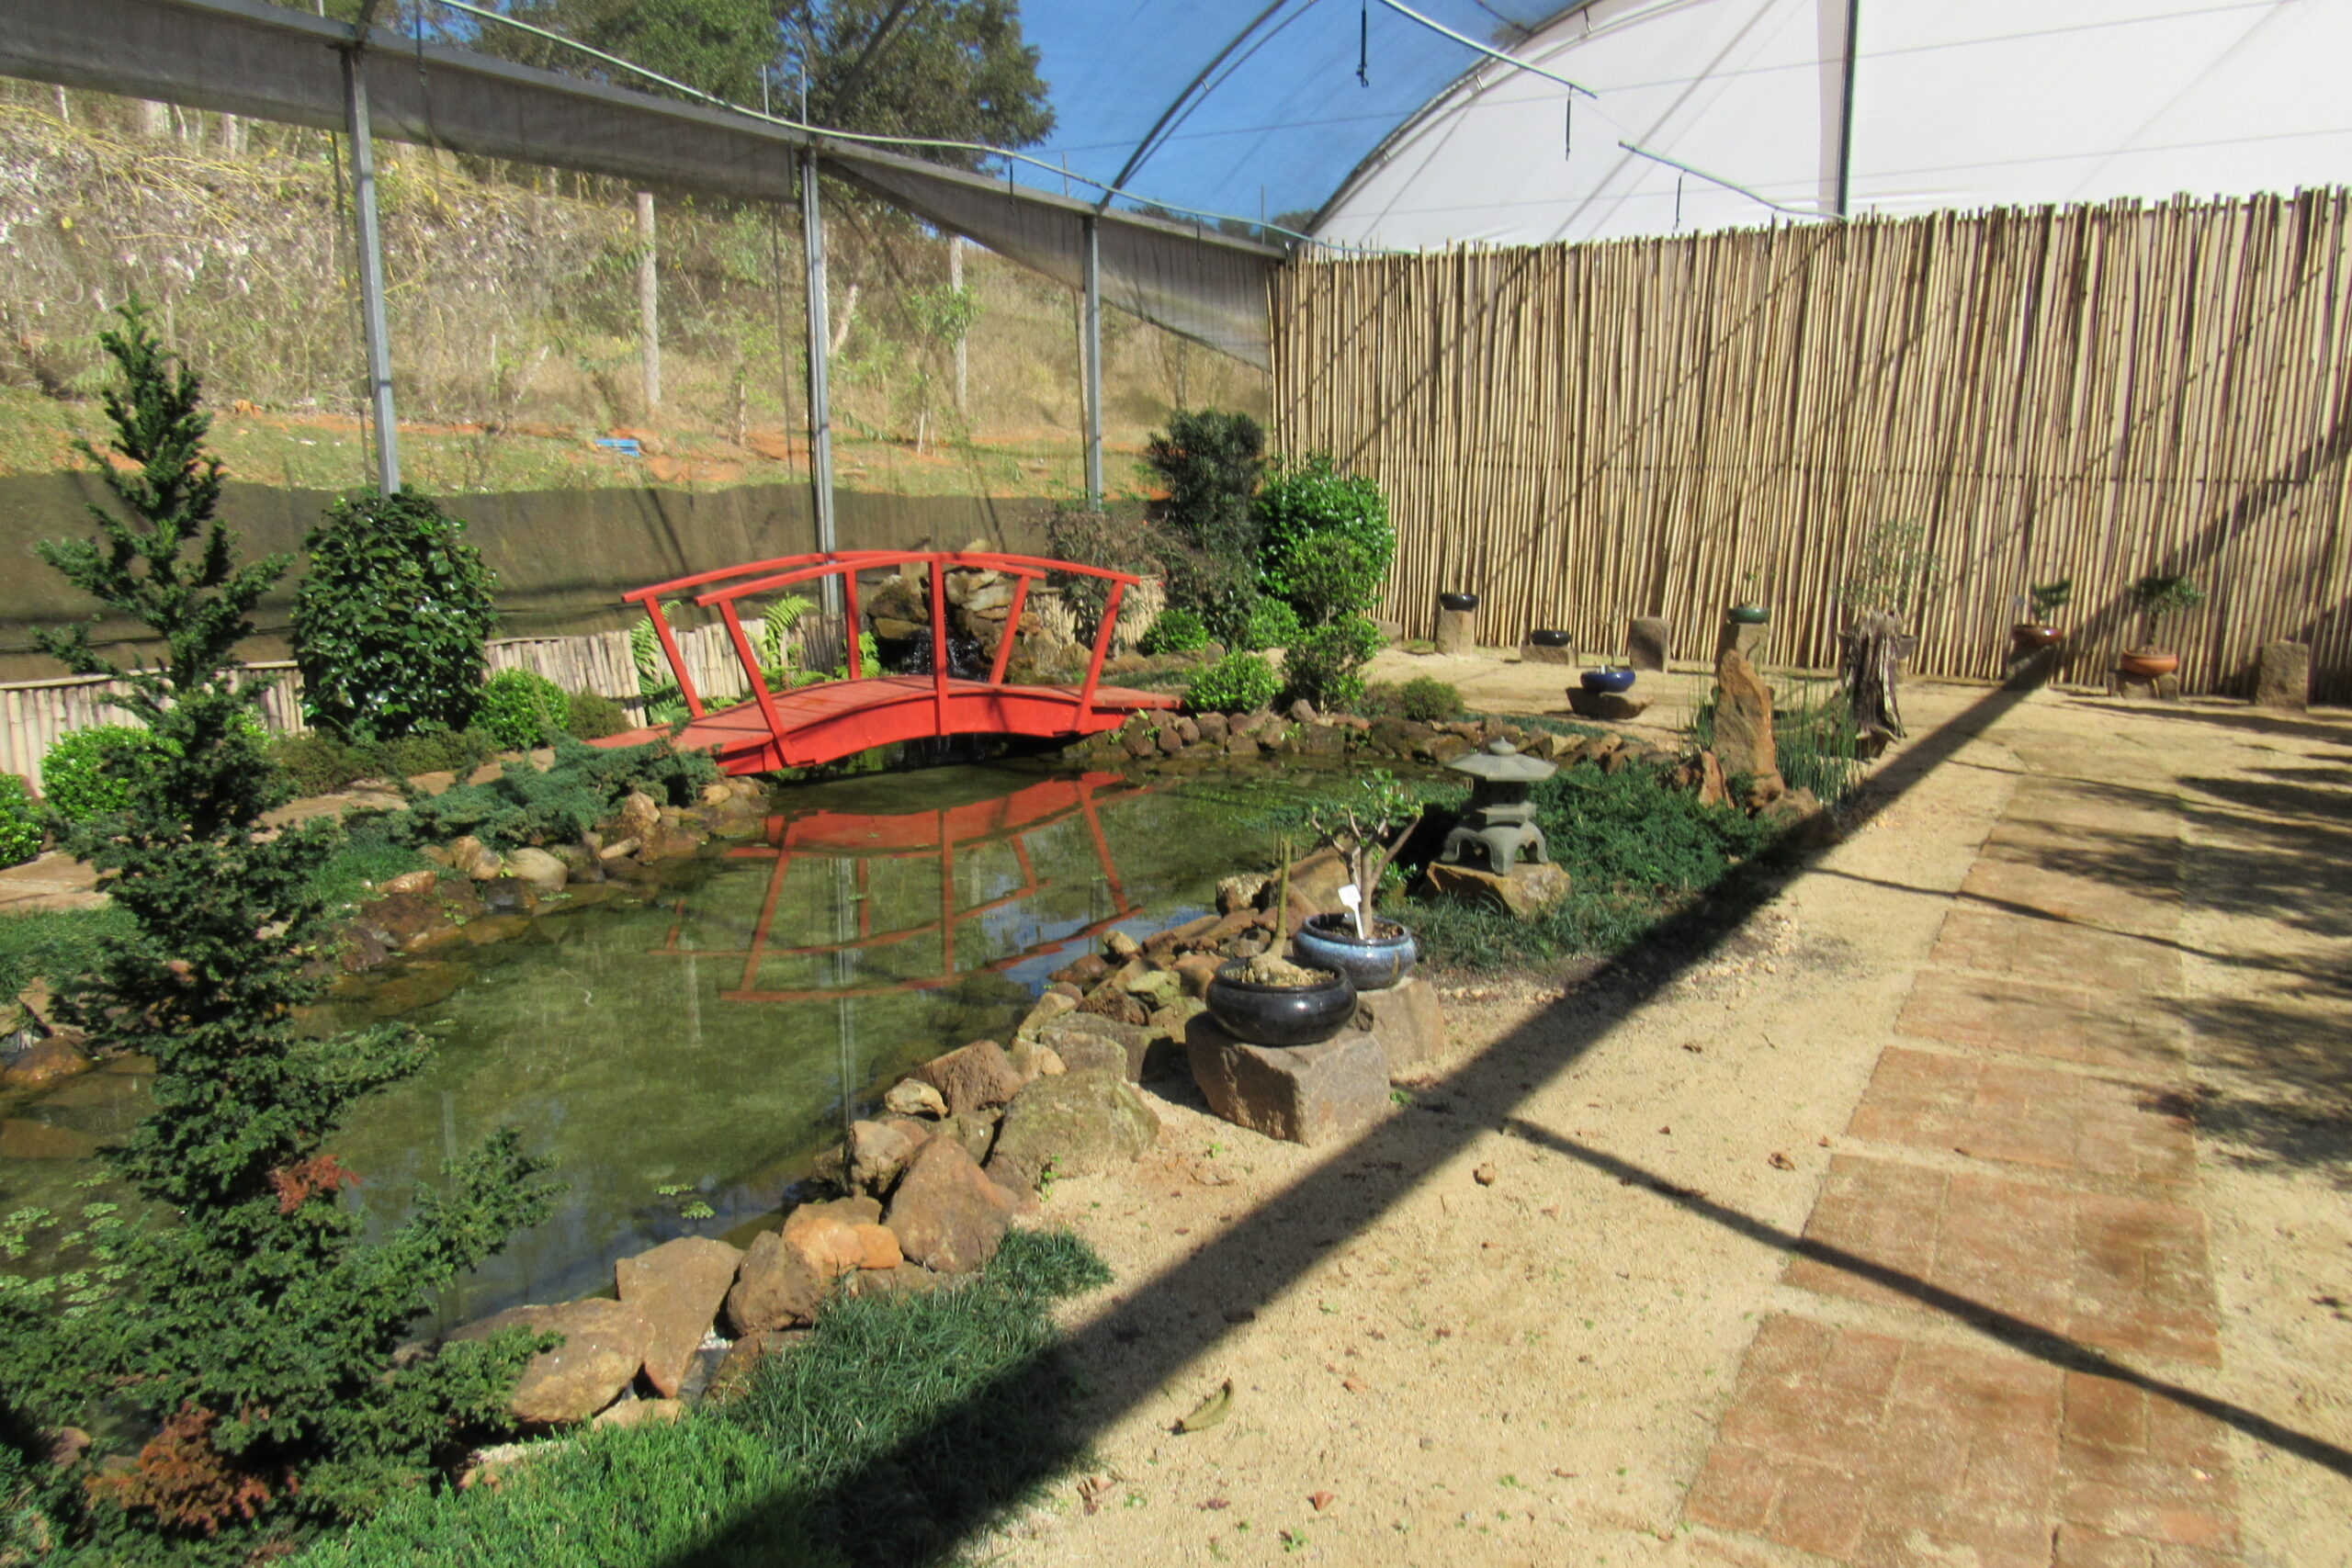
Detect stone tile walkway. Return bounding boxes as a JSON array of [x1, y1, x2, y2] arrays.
[[1688, 764, 2247, 1565]]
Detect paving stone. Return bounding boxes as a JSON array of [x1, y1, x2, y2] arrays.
[[1962, 856, 2183, 940], [1848, 1047, 2197, 1187], [1785, 1156, 2221, 1365], [1928, 908, 2182, 996], [1896, 970, 2184, 1071], [1688, 1314, 2241, 1568]]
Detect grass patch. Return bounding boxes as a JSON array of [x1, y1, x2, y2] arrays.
[[0, 904, 133, 1004], [304, 1230, 1112, 1568]]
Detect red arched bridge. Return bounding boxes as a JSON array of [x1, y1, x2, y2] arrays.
[[593, 550, 1179, 774]]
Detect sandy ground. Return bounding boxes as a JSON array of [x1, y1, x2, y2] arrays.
[[967, 670, 2352, 1568]]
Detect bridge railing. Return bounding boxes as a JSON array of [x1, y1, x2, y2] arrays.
[[622, 550, 1148, 749]]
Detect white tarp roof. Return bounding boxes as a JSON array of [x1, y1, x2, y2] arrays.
[[1316, 0, 2352, 247]]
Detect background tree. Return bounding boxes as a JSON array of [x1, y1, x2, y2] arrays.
[[3, 301, 556, 1551]]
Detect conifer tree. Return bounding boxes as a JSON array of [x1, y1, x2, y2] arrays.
[[17, 300, 557, 1545]]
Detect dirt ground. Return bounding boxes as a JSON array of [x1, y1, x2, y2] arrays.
[[975, 667, 2352, 1568]]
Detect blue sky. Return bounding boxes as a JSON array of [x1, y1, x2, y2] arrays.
[[1010, 0, 1555, 225]]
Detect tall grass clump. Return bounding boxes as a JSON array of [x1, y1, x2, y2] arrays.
[[1688, 675, 1862, 806], [306, 1229, 1112, 1568]]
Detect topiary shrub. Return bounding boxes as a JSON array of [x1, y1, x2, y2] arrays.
[[40, 725, 165, 823], [0, 776, 40, 866], [1237, 595, 1302, 651], [1282, 615, 1385, 712], [1398, 676, 1462, 723], [477, 669, 571, 750], [1256, 457, 1393, 623], [292, 489, 501, 741], [564, 690, 634, 741], [1183, 651, 1281, 715], [1138, 607, 1209, 657]]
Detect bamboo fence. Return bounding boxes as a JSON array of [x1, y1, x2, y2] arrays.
[[1273, 191, 2352, 700]]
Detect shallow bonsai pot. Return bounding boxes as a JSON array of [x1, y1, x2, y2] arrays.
[[1292, 912, 1419, 991], [2013, 624, 2064, 649], [2120, 649, 2179, 679], [1727, 604, 1771, 626], [1204, 960, 1357, 1047], [1439, 592, 1481, 613], [1528, 628, 1573, 648], [1580, 667, 1637, 694]]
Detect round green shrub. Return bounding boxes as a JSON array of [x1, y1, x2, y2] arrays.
[[1282, 615, 1385, 712], [1256, 457, 1393, 621], [40, 725, 166, 822], [477, 669, 571, 750], [1398, 675, 1463, 723], [293, 489, 502, 740], [1238, 596, 1303, 651], [1183, 651, 1281, 715], [564, 690, 634, 741], [269, 732, 366, 796], [1139, 607, 1210, 656], [0, 774, 41, 866]]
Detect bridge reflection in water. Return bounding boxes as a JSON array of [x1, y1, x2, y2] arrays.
[[655, 771, 1145, 1005]]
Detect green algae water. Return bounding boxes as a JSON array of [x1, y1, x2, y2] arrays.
[[0, 762, 1262, 1329]]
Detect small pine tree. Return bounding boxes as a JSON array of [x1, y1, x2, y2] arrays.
[[13, 300, 557, 1547]]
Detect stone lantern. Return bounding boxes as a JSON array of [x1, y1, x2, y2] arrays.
[[1437, 739, 1557, 874]]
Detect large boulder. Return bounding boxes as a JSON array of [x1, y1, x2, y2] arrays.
[[725, 1232, 825, 1335], [1712, 649, 1778, 780], [908, 1040, 1024, 1117], [845, 1118, 923, 1194], [1418, 861, 1571, 921], [885, 1137, 1019, 1274], [1033, 1014, 1159, 1081], [615, 1236, 743, 1398], [449, 1299, 651, 1426], [2, 1033, 92, 1089], [987, 1070, 1159, 1191], [503, 846, 570, 896]]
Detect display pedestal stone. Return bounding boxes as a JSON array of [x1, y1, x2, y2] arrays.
[[1434, 608, 1476, 656], [1715, 618, 1770, 667], [1566, 691, 1650, 721], [1518, 640, 1576, 665], [1185, 1016, 1390, 1146], [2254, 639, 2310, 711], [2109, 668, 2182, 702], [1626, 617, 1671, 671], [2003, 628, 2062, 690], [1352, 976, 1446, 1079]]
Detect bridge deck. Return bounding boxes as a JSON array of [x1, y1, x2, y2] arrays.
[[596, 674, 1176, 774]]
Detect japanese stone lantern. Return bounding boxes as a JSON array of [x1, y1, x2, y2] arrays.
[[1438, 739, 1557, 874]]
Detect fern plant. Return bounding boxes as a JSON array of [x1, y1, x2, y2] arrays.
[[631, 605, 690, 725]]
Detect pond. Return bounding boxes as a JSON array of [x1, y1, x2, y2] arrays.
[[0, 762, 1267, 1331]]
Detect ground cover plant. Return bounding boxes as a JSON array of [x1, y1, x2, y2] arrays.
[[292, 489, 501, 741], [0, 301, 557, 1560], [304, 1229, 1113, 1568]]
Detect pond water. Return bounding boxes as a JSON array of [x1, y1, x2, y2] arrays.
[[0, 762, 1264, 1331]]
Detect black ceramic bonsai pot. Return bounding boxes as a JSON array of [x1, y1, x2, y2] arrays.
[[1727, 604, 1771, 625], [1439, 592, 1480, 613], [1204, 961, 1357, 1047], [1580, 666, 1637, 694], [1292, 912, 1419, 991], [1528, 628, 1573, 648]]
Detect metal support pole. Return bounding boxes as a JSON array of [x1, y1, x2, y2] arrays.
[[636, 191, 661, 412], [1081, 213, 1104, 510], [1834, 0, 1861, 218], [800, 150, 841, 615], [341, 47, 400, 493]]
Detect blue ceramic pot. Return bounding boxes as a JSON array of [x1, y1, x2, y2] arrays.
[[1293, 912, 1419, 991], [1204, 961, 1357, 1047], [1580, 667, 1637, 694]]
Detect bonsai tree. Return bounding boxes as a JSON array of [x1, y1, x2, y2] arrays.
[[2028, 578, 2073, 626], [1304, 772, 1422, 938], [1838, 518, 1939, 626], [5, 300, 556, 1550], [2131, 572, 2208, 652]]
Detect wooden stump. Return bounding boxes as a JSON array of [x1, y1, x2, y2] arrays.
[[1839, 613, 1908, 743]]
